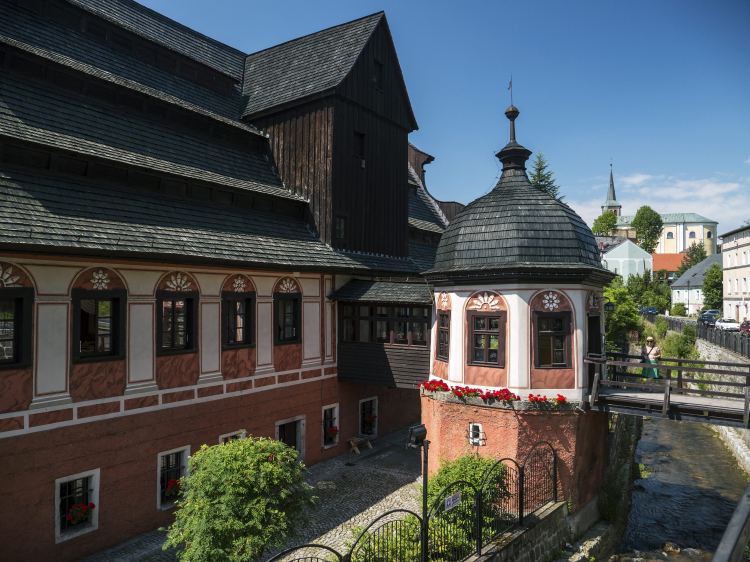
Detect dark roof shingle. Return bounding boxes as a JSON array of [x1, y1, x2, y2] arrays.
[[330, 279, 432, 303], [671, 254, 723, 288], [241, 13, 382, 118], [408, 165, 446, 234]]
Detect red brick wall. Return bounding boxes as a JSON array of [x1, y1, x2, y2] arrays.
[[420, 394, 607, 512], [0, 381, 420, 562]]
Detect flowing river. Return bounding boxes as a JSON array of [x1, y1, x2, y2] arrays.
[[616, 417, 749, 560]]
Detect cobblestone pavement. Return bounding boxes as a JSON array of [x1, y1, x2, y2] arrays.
[[80, 427, 421, 562]]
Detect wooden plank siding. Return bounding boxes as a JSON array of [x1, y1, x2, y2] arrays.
[[337, 342, 430, 388], [253, 98, 334, 244]]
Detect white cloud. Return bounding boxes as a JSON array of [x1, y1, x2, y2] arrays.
[[567, 173, 750, 237], [745, 156, 750, 164]]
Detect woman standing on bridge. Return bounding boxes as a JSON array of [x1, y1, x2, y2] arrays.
[[641, 336, 662, 387]]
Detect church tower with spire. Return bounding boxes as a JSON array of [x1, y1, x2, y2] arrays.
[[601, 164, 622, 216]]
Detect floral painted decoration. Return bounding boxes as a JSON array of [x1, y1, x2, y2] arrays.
[[90, 269, 110, 290], [66, 502, 95, 525], [468, 292, 501, 311], [165, 478, 181, 498], [166, 272, 192, 291], [542, 292, 560, 310], [278, 277, 299, 293], [232, 276, 247, 292], [0, 265, 21, 288], [440, 292, 449, 308]]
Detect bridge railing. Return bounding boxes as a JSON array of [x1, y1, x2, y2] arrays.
[[587, 353, 750, 425], [714, 480, 750, 562]]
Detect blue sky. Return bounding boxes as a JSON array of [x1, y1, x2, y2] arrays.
[[140, 0, 750, 237]]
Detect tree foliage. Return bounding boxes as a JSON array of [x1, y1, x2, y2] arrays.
[[630, 206, 663, 254], [702, 262, 724, 310], [592, 211, 618, 235], [625, 269, 671, 313], [163, 436, 315, 562], [528, 152, 563, 201], [674, 241, 708, 279], [604, 276, 642, 351], [670, 303, 687, 317]]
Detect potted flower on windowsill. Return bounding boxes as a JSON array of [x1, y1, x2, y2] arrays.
[[364, 414, 377, 434], [66, 503, 96, 526], [324, 425, 339, 445], [165, 478, 181, 498]]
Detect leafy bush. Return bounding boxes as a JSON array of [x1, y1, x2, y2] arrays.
[[654, 317, 669, 339], [670, 303, 687, 317], [163, 436, 315, 562]]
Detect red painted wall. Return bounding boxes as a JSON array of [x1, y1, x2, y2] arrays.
[[420, 394, 607, 513], [0, 381, 420, 562]]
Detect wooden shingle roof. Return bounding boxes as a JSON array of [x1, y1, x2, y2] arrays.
[[241, 13, 383, 118], [428, 168, 606, 275], [0, 169, 423, 274], [330, 279, 432, 304], [408, 165, 446, 234]]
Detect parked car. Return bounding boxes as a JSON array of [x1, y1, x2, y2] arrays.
[[715, 318, 741, 331], [740, 320, 750, 337], [700, 309, 721, 321], [645, 307, 659, 314], [702, 313, 719, 327]]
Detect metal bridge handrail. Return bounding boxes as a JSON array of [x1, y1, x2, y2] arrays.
[[346, 508, 423, 558], [425, 479, 478, 521], [713, 481, 750, 562], [267, 543, 344, 562]]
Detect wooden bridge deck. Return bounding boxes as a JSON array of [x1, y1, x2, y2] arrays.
[[587, 354, 750, 429]]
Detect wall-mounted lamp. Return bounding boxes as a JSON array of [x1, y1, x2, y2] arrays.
[[603, 297, 615, 312]]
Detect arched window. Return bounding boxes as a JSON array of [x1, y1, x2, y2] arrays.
[[666, 232, 674, 239], [707, 231, 713, 239], [689, 231, 696, 239]]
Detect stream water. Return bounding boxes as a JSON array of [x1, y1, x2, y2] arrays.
[[616, 417, 749, 560]]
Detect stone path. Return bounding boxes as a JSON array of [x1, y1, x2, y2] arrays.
[[80, 427, 422, 562]]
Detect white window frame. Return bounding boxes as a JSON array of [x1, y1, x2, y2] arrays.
[[322, 403, 340, 449], [275, 414, 306, 462], [55, 468, 100, 544], [157, 446, 190, 510], [468, 422, 484, 446], [359, 396, 379, 437], [219, 429, 247, 444], [676, 291, 680, 300]]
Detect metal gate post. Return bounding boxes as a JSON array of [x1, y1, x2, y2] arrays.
[[475, 490, 482, 556], [518, 467, 524, 526], [552, 451, 558, 503]]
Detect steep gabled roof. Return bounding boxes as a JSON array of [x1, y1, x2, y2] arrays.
[[241, 13, 383, 118], [408, 165, 447, 233], [671, 254, 723, 288], [330, 280, 432, 304]]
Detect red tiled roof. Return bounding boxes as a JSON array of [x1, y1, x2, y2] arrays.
[[652, 253, 685, 272]]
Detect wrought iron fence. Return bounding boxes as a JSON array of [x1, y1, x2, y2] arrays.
[[267, 443, 558, 562], [638, 312, 750, 360]]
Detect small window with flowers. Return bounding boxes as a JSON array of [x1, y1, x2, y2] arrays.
[[340, 304, 429, 346], [360, 397, 378, 436], [158, 446, 189, 510], [55, 468, 100, 543], [467, 311, 506, 367], [322, 404, 339, 448], [437, 311, 450, 361]]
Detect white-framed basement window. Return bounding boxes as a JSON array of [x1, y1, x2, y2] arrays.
[[468, 423, 484, 446], [275, 414, 307, 463], [359, 396, 378, 436], [219, 429, 247, 444], [322, 403, 339, 449], [157, 446, 189, 510], [55, 468, 100, 544]]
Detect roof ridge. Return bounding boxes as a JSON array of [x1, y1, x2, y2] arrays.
[[244, 12, 383, 59]]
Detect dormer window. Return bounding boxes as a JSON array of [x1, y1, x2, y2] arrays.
[[373, 60, 383, 90]]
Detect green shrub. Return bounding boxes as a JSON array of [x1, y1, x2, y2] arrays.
[[670, 303, 687, 317], [654, 317, 669, 339], [163, 436, 315, 562]]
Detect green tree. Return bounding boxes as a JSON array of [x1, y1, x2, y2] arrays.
[[592, 211, 618, 235], [630, 206, 663, 254], [163, 436, 315, 562], [625, 269, 671, 312], [670, 303, 687, 316], [604, 277, 642, 351], [529, 152, 563, 200], [674, 241, 708, 279], [702, 262, 723, 310]]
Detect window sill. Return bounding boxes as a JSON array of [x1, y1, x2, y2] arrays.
[[0, 361, 31, 371], [340, 341, 429, 349], [468, 362, 505, 369], [274, 339, 302, 346], [156, 348, 199, 357], [323, 440, 338, 450], [222, 343, 255, 351], [72, 354, 125, 365], [57, 520, 96, 543], [535, 365, 572, 370], [160, 500, 180, 511]]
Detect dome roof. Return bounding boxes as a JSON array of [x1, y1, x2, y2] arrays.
[[427, 105, 606, 278]]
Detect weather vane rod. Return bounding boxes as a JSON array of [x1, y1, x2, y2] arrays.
[[508, 75, 513, 106]]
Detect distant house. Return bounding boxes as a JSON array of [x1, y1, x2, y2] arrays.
[[670, 254, 723, 315], [652, 253, 685, 281], [596, 236, 653, 279], [720, 225, 750, 321]]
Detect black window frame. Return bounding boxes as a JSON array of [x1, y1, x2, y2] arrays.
[[467, 310, 507, 368], [323, 405, 337, 446], [437, 310, 450, 362], [221, 290, 255, 349], [72, 289, 127, 362], [273, 292, 302, 345], [156, 290, 199, 356], [339, 302, 430, 347], [360, 398, 377, 435], [159, 450, 186, 508], [0, 287, 33, 370], [533, 311, 572, 369], [59, 476, 93, 533]]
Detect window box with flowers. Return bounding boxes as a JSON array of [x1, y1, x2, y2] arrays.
[[55, 468, 100, 543], [322, 404, 339, 448], [360, 396, 378, 436]]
